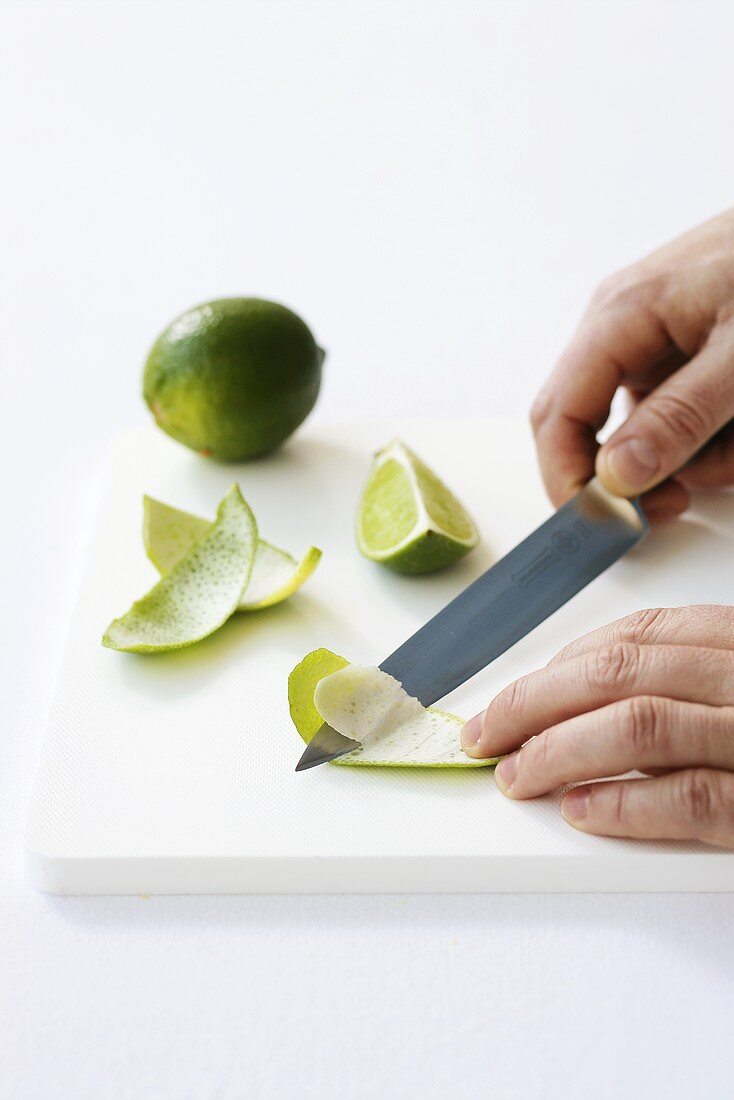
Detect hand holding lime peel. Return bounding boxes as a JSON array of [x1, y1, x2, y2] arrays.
[[102, 487, 321, 653], [143, 496, 321, 611], [288, 649, 499, 767], [356, 440, 479, 574], [143, 298, 324, 462]]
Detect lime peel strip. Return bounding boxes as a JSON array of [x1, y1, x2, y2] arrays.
[[103, 485, 257, 653], [142, 495, 321, 611], [239, 541, 322, 611], [289, 648, 498, 768]]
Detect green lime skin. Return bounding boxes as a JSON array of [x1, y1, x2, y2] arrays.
[[143, 298, 324, 461], [375, 531, 474, 575]]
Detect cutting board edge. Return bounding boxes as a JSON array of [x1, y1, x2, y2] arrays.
[[25, 847, 734, 895]]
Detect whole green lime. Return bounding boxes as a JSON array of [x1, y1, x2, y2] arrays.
[[143, 298, 324, 461]]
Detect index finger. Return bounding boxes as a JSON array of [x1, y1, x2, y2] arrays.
[[461, 643, 734, 758], [531, 278, 670, 506]]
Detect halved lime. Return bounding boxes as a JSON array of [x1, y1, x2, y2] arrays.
[[356, 440, 479, 574]]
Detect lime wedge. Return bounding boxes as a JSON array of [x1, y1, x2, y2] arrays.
[[356, 439, 479, 574], [103, 485, 257, 652], [288, 649, 498, 767], [143, 496, 321, 610]]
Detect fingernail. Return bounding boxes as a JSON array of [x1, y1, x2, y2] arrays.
[[601, 437, 660, 493], [461, 712, 484, 750], [494, 752, 518, 792], [562, 786, 590, 825]]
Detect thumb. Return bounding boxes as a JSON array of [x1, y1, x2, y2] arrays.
[[596, 334, 734, 496]]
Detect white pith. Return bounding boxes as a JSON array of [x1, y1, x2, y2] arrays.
[[313, 663, 493, 766], [143, 496, 320, 610], [239, 543, 321, 610]]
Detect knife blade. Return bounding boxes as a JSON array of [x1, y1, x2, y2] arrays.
[[295, 478, 648, 771]]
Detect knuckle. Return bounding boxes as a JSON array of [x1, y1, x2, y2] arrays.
[[590, 270, 630, 309], [589, 643, 640, 693], [646, 388, 717, 448], [524, 731, 552, 780], [720, 775, 734, 836], [674, 768, 721, 827], [530, 390, 553, 431], [590, 267, 667, 312], [549, 641, 575, 665], [494, 675, 528, 721], [615, 607, 667, 646], [621, 695, 665, 757], [610, 782, 629, 826]]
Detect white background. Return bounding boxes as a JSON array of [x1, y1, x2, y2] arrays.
[[2, 1, 734, 1096]]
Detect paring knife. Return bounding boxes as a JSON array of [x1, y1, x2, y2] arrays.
[[295, 478, 649, 771]]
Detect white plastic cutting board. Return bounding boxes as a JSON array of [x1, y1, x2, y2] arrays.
[[26, 419, 734, 893]]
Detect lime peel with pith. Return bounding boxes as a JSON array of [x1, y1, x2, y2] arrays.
[[143, 495, 321, 611], [103, 485, 257, 653], [288, 649, 498, 767]]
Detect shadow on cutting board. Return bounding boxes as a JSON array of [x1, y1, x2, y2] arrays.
[[111, 592, 366, 704]]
